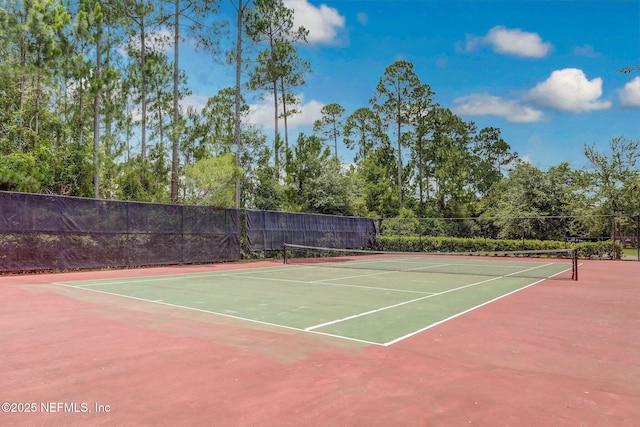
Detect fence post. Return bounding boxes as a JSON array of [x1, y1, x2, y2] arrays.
[[611, 215, 616, 260]]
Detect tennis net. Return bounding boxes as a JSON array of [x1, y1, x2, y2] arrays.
[[283, 244, 578, 281]]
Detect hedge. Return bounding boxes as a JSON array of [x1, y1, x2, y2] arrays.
[[375, 236, 621, 259]]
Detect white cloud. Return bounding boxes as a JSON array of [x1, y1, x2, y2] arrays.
[[181, 94, 209, 114], [128, 93, 207, 122], [435, 57, 448, 69], [520, 154, 533, 164], [284, 0, 346, 45], [573, 44, 601, 57], [527, 68, 611, 113], [247, 93, 324, 129], [452, 94, 545, 123], [289, 99, 325, 127], [619, 76, 640, 108], [466, 26, 552, 58], [121, 28, 173, 57]]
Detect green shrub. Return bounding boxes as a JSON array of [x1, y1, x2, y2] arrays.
[[374, 236, 621, 259]]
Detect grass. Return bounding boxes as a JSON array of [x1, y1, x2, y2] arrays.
[[621, 247, 639, 259]]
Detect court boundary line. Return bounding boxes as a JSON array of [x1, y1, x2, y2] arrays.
[[67, 270, 439, 295], [235, 275, 436, 295], [384, 278, 547, 346], [62, 265, 316, 287], [305, 262, 556, 332], [384, 264, 575, 346], [52, 282, 384, 347], [51, 261, 571, 347]]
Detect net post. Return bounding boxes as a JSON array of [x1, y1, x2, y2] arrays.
[[283, 243, 288, 264], [573, 249, 578, 281]]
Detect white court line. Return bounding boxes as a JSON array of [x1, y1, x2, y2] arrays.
[[61, 265, 308, 288], [65, 261, 450, 294], [384, 264, 576, 346], [383, 277, 548, 346], [306, 262, 452, 282], [62, 270, 436, 295], [305, 262, 556, 332], [53, 282, 384, 347], [236, 275, 436, 295], [51, 260, 570, 347]]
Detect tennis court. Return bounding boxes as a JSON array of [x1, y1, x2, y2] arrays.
[[53, 248, 577, 346], [2, 256, 639, 426]]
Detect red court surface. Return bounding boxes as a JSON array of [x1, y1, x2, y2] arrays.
[[1, 259, 639, 426]]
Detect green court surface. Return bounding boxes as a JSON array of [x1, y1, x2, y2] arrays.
[[54, 257, 574, 346]]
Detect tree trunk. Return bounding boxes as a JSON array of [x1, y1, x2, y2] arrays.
[[397, 118, 403, 210], [93, 37, 101, 198], [272, 80, 279, 179], [141, 14, 147, 163], [233, 0, 245, 208], [170, 0, 180, 204], [280, 77, 289, 170]]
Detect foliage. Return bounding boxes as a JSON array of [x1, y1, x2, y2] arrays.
[[481, 162, 585, 240], [184, 153, 242, 207], [357, 143, 398, 218], [380, 208, 420, 236], [245, 0, 308, 176], [284, 133, 356, 215], [376, 235, 620, 259], [343, 107, 382, 163], [0, 0, 636, 247], [471, 127, 518, 197], [313, 103, 345, 159], [371, 60, 425, 210], [583, 136, 640, 216], [0, 153, 41, 192]]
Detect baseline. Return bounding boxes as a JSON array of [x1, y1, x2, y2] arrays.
[[305, 262, 555, 332]]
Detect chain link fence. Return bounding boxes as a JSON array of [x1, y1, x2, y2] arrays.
[[378, 214, 640, 260], [0, 191, 240, 271], [2, 190, 637, 272]]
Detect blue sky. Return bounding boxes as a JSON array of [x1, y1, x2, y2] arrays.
[[181, 0, 640, 169]]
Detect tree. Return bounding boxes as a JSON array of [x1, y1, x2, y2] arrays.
[[0, 0, 71, 151], [163, 0, 223, 203], [77, 0, 106, 198], [358, 141, 398, 218], [229, 0, 252, 208], [237, 126, 284, 210], [284, 133, 355, 215], [278, 43, 310, 164], [485, 162, 581, 240], [343, 107, 382, 163], [124, 0, 158, 163], [184, 153, 242, 207], [427, 107, 476, 217], [405, 82, 436, 214], [202, 87, 243, 154], [145, 50, 175, 165], [381, 208, 420, 236], [245, 0, 308, 178], [313, 103, 345, 159], [584, 136, 640, 216], [472, 127, 518, 198], [371, 60, 422, 210]]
